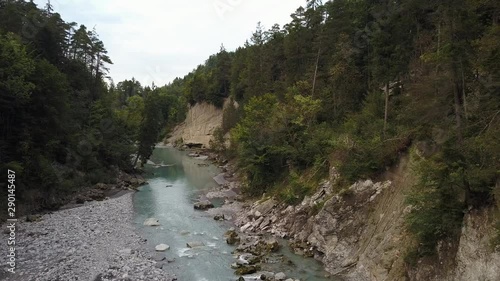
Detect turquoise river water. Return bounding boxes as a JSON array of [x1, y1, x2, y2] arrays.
[[133, 147, 338, 281]]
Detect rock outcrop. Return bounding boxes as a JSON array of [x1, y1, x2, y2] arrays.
[[235, 156, 500, 281], [166, 99, 237, 148]]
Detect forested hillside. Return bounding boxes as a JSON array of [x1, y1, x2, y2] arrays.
[[0, 0, 184, 216], [165, 0, 500, 259]]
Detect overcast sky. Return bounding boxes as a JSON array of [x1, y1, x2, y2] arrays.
[[33, 0, 305, 86]]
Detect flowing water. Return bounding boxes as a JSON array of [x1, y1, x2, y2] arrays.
[[133, 147, 337, 281]]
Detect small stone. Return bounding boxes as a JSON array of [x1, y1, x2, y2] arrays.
[[119, 249, 132, 255], [144, 218, 160, 226], [154, 262, 165, 269]]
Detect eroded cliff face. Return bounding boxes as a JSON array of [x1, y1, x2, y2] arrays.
[[453, 208, 500, 281], [235, 155, 500, 281], [408, 207, 500, 281], [166, 101, 229, 148]]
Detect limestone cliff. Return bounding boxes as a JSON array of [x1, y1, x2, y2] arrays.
[[166, 102, 223, 148]]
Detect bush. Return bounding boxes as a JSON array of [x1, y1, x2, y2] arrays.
[[277, 170, 315, 205], [405, 151, 465, 256], [331, 91, 409, 184], [232, 91, 327, 196], [209, 127, 226, 152], [222, 99, 240, 133]]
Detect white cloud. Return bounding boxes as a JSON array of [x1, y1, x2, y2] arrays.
[[35, 0, 305, 86]]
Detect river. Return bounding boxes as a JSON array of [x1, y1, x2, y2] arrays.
[[133, 147, 336, 281]]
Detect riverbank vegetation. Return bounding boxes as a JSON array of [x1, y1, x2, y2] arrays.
[[0, 1, 184, 216], [164, 0, 500, 258]]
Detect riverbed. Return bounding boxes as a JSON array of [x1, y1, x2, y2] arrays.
[[133, 147, 336, 281]]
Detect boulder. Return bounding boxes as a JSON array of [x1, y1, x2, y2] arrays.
[[194, 200, 214, 210], [154, 262, 166, 269], [275, 272, 287, 281], [155, 244, 170, 252], [95, 183, 108, 190], [75, 195, 88, 204], [225, 229, 240, 245], [255, 199, 277, 215], [214, 214, 225, 221], [264, 238, 280, 252], [26, 214, 42, 222], [240, 222, 253, 233], [235, 265, 260, 275], [186, 241, 205, 248], [213, 173, 229, 185], [238, 254, 260, 265], [143, 218, 160, 226], [153, 253, 166, 262], [260, 272, 275, 280]]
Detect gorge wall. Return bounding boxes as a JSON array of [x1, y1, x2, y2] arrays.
[[166, 99, 236, 148], [166, 102, 224, 148], [234, 155, 500, 281]]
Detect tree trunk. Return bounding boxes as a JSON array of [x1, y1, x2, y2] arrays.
[[383, 82, 389, 140], [133, 153, 140, 167], [312, 47, 321, 97], [453, 83, 463, 143], [460, 61, 468, 120]]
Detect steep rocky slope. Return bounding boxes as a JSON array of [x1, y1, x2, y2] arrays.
[[234, 155, 500, 281]]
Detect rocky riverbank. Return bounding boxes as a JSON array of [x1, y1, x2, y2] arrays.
[[222, 156, 500, 281], [0, 193, 174, 281], [190, 153, 313, 281]]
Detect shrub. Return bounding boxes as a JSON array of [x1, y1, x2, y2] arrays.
[[209, 127, 226, 152], [405, 151, 465, 256]]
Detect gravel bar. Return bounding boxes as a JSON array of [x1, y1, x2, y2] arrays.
[[0, 193, 174, 281]]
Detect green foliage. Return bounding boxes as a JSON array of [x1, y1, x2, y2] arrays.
[[231, 94, 281, 195], [278, 170, 316, 205], [222, 99, 240, 133], [406, 151, 466, 256], [232, 89, 333, 197], [330, 91, 407, 183], [137, 89, 165, 166], [0, 2, 138, 215], [0, 33, 35, 101], [209, 127, 226, 153]]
